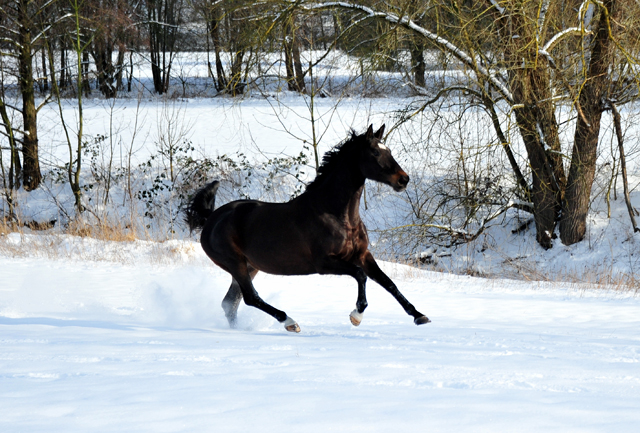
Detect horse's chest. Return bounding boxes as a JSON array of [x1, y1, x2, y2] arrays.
[[318, 214, 366, 258], [334, 224, 366, 260]]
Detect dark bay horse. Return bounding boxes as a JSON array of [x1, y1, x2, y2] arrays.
[[185, 124, 430, 332]]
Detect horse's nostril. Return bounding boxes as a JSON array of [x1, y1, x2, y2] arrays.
[[399, 174, 410, 186]]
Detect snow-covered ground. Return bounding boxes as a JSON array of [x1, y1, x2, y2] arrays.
[[1, 236, 639, 432]]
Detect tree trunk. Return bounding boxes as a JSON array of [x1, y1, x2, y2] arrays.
[[115, 47, 125, 91], [0, 97, 21, 189], [18, 0, 41, 191], [560, 0, 615, 245], [507, 66, 565, 247], [284, 15, 305, 93], [127, 51, 133, 92], [92, 42, 118, 98], [497, 8, 566, 248], [149, 0, 167, 94], [513, 106, 558, 249], [147, 0, 180, 94], [208, 7, 226, 91], [284, 38, 295, 91], [40, 49, 49, 93], [82, 51, 91, 96], [292, 37, 305, 92], [610, 101, 639, 232], [60, 41, 67, 89], [229, 50, 245, 96], [410, 44, 426, 88]]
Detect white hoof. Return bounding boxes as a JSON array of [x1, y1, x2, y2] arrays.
[[349, 309, 364, 326], [283, 316, 300, 333]]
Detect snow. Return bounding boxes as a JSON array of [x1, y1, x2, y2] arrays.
[[34, 95, 399, 164], [1, 239, 639, 432]]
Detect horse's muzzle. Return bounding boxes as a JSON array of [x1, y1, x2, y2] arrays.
[[393, 171, 410, 191]]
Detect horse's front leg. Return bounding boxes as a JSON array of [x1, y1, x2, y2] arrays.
[[317, 258, 368, 326], [350, 266, 368, 326], [361, 252, 430, 325]]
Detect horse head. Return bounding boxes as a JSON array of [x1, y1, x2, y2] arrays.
[[359, 124, 410, 192]]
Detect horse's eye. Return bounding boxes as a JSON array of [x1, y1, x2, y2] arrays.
[[372, 149, 380, 157]]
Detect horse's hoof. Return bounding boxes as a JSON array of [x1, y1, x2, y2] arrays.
[[283, 317, 301, 333], [285, 323, 301, 333], [414, 315, 431, 325], [349, 309, 363, 326]]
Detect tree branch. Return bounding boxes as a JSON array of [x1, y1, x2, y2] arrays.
[[301, 1, 515, 103]]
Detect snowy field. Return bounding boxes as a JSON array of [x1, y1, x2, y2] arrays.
[[1, 237, 639, 432]]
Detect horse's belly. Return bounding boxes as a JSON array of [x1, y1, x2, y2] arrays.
[[245, 230, 333, 275], [246, 253, 316, 276]]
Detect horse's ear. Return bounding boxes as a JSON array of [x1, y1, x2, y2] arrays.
[[374, 124, 385, 139], [365, 124, 374, 140]]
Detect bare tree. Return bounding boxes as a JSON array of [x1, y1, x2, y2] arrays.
[[283, 11, 306, 93], [559, 0, 620, 244], [83, 0, 139, 98], [0, 59, 22, 194], [145, 0, 185, 94], [0, 0, 59, 190]]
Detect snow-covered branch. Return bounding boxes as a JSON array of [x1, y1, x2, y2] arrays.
[[140, 20, 180, 29], [300, 1, 514, 103], [32, 14, 74, 45], [541, 27, 585, 54], [36, 95, 53, 113], [0, 25, 20, 39], [537, 0, 551, 43], [579, 0, 596, 30], [488, 0, 505, 15]]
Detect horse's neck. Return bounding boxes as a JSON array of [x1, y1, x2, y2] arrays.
[[343, 183, 364, 224], [305, 166, 364, 223]]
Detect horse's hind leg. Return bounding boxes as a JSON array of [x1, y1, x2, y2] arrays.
[[221, 280, 242, 328], [227, 264, 299, 333], [221, 267, 258, 328]]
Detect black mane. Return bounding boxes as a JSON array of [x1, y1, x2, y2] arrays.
[[305, 130, 362, 191]]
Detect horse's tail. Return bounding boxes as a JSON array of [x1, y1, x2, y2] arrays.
[[184, 180, 220, 232]]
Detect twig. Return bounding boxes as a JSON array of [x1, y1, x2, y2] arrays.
[[609, 100, 640, 233]]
